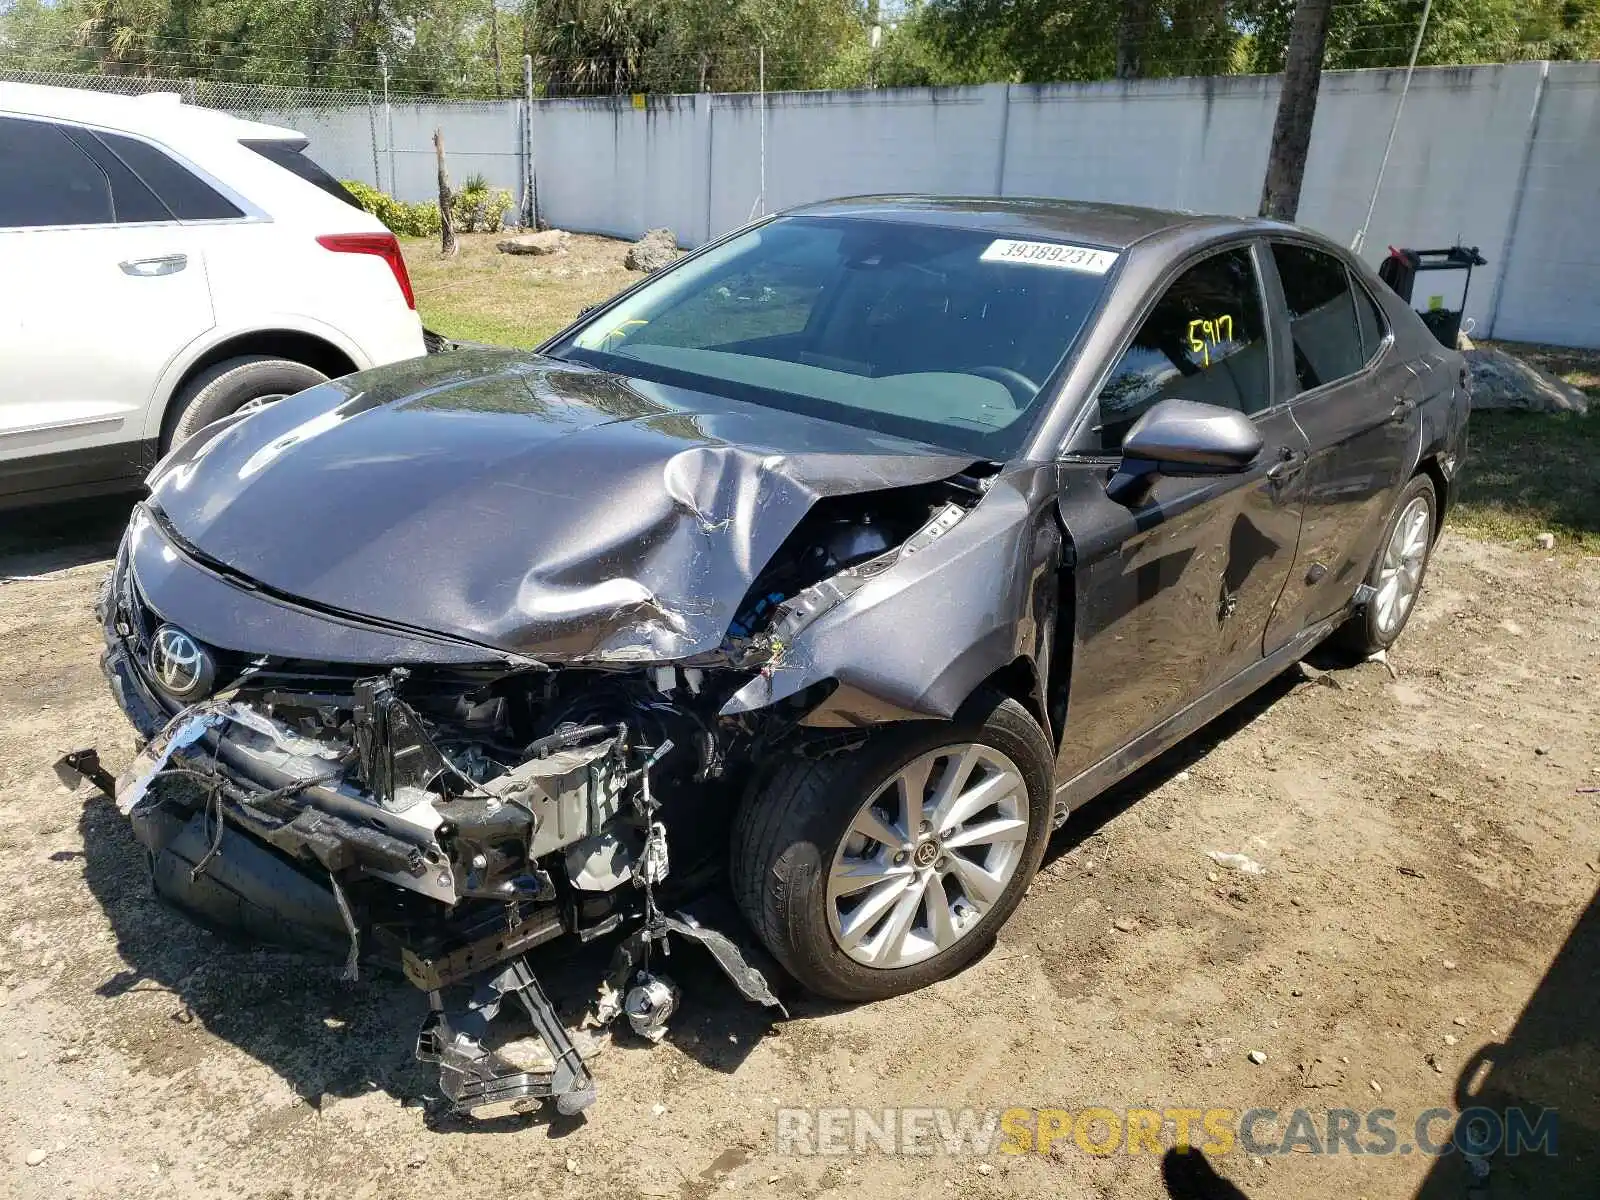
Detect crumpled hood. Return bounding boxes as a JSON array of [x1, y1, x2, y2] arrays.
[[147, 350, 973, 663]]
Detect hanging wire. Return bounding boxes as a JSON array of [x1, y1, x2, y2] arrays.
[[1351, 0, 1435, 254]]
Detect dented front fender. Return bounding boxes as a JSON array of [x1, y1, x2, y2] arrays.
[[721, 464, 1063, 725]]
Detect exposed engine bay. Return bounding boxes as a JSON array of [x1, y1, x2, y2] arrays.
[[81, 468, 995, 1119]]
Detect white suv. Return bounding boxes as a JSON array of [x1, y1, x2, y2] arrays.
[[0, 83, 426, 509]]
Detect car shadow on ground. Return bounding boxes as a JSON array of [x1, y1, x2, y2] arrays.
[[76, 789, 778, 1134], [0, 495, 134, 577]]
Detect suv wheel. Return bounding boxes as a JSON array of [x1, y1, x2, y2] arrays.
[[731, 691, 1053, 1002], [165, 355, 328, 449]]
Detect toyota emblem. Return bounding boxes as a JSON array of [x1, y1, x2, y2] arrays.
[[149, 625, 215, 701]]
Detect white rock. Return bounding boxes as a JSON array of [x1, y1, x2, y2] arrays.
[[976, 1162, 994, 1176], [1208, 851, 1266, 875], [1248, 1050, 1268, 1065], [496, 229, 569, 256], [26, 1149, 47, 1166], [1534, 532, 1557, 551], [625, 228, 681, 272]]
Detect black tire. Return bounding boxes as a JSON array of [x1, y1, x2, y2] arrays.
[[164, 356, 328, 449], [1334, 473, 1439, 657], [730, 691, 1053, 1003]]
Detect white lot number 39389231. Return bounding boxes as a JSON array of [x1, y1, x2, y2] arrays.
[[980, 239, 1119, 275]]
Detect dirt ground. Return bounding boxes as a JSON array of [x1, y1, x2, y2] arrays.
[[1, 503, 1597, 1200]]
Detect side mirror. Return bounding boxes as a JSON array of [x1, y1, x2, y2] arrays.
[[1106, 399, 1263, 505]]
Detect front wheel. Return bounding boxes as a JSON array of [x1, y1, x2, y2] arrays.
[[731, 692, 1053, 1002], [1336, 473, 1439, 657]]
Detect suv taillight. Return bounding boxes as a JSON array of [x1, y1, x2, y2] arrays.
[[316, 232, 416, 310]]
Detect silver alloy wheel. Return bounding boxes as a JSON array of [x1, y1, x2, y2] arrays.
[[1374, 494, 1432, 636], [826, 743, 1030, 969]]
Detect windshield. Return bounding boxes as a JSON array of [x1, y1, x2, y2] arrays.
[[549, 215, 1116, 457]]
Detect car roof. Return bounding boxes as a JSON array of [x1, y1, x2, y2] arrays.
[[0, 81, 302, 144], [783, 194, 1265, 251]]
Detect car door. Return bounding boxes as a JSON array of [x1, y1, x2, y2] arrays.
[[1053, 242, 1309, 787], [1258, 240, 1414, 654], [0, 115, 214, 494]]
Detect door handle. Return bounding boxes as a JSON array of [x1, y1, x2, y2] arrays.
[[1266, 446, 1306, 484], [119, 253, 187, 277], [1389, 397, 1417, 423]]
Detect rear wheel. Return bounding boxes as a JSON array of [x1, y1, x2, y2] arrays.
[[1336, 473, 1439, 656], [731, 691, 1053, 1002], [165, 355, 328, 449]]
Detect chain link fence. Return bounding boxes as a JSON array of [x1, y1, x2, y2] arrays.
[[0, 64, 384, 116]]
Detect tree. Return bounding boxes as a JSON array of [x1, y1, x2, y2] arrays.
[[4, 0, 1594, 97], [1258, 0, 1333, 221], [434, 127, 458, 255], [1115, 0, 1151, 78]]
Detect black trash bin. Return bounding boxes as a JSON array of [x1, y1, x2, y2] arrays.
[[1377, 244, 1489, 348]]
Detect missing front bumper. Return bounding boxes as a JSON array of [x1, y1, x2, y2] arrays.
[[88, 643, 786, 1121]]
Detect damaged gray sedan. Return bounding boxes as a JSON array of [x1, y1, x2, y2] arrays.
[[94, 197, 1466, 1116]]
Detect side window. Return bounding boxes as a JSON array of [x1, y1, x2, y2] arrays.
[[1095, 246, 1270, 452], [94, 131, 244, 220], [0, 117, 114, 228], [1271, 242, 1367, 391], [60, 127, 172, 224], [1353, 275, 1389, 361]]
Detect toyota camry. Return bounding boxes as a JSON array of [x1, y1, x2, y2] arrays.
[[93, 196, 1467, 1116]]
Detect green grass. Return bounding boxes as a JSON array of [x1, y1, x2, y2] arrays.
[[1453, 342, 1600, 552], [394, 244, 1599, 552], [400, 232, 640, 348]]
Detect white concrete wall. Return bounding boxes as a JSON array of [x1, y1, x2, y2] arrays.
[[707, 86, 1009, 236], [1000, 76, 1280, 214], [383, 100, 524, 201], [1489, 62, 1600, 347], [256, 62, 1600, 348], [531, 93, 704, 242], [1298, 63, 1548, 338]]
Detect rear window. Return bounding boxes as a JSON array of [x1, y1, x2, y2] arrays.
[[95, 131, 243, 220], [242, 139, 363, 208]]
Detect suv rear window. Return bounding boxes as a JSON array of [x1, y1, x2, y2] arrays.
[[94, 131, 243, 221], [242, 139, 363, 208]]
